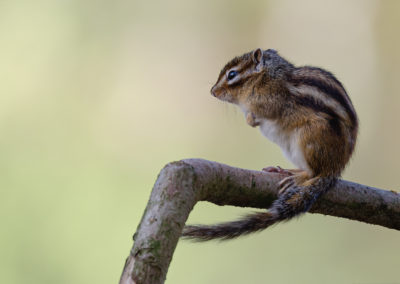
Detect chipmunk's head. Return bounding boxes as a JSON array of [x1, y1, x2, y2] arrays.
[[211, 49, 293, 104]]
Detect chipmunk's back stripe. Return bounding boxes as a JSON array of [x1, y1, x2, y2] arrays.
[[293, 95, 342, 135], [289, 70, 357, 126]]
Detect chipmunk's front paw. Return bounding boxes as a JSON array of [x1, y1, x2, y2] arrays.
[[246, 112, 260, 127]]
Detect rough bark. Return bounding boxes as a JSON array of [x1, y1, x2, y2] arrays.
[[119, 158, 400, 284]]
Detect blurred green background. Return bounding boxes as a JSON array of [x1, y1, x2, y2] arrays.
[[1, 0, 400, 283]]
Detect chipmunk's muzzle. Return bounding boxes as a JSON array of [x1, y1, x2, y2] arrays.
[[211, 85, 233, 103], [210, 85, 218, 97]]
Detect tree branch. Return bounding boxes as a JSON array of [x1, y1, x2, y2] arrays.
[[119, 158, 400, 284]]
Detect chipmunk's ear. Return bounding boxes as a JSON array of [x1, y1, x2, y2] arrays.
[[252, 48, 263, 71]]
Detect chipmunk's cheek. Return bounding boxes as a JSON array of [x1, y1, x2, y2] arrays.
[[218, 93, 229, 102], [224, 94, 234, 103], [218, 91, 235, 103], [211, 89, 226, 100]]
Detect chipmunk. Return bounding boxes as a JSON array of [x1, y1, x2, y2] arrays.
[[182, 48, 358, 241]]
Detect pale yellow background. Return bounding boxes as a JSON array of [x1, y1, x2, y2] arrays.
[[1, 0, 400, 283]]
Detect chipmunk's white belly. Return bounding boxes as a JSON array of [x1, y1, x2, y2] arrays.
[[259, 119, 310, 172]]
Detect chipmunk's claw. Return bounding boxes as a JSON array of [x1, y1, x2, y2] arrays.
[[262, 166, 293, 175], [278, 176, 295, 195]]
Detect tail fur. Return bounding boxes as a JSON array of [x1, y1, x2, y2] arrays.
[[182, 177, 337, 241]]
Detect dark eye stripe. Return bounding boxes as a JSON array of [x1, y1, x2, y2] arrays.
[[238, 60, 254, 73], [227, 76, 247, 88]]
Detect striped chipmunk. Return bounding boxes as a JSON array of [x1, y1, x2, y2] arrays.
[[182, 49, 358, 241]]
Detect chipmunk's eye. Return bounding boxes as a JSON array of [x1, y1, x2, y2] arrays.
[[227, 70, 238, 80]]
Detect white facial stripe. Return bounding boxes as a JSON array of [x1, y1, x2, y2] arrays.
[[226, 67, 255, 86], [227, 76, 241, 85]]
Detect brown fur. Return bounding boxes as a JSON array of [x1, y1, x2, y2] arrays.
[[183, 49, 358, 241]]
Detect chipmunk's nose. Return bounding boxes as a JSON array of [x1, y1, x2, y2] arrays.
[[211, 85, 217, 97]]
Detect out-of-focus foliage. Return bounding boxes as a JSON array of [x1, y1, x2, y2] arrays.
[[1, 0, 399, 283]]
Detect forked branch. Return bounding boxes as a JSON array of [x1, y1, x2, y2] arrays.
[[119, 159, 400, 284]]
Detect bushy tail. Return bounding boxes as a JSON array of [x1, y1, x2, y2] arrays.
[[182, 177, 337, 241]]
